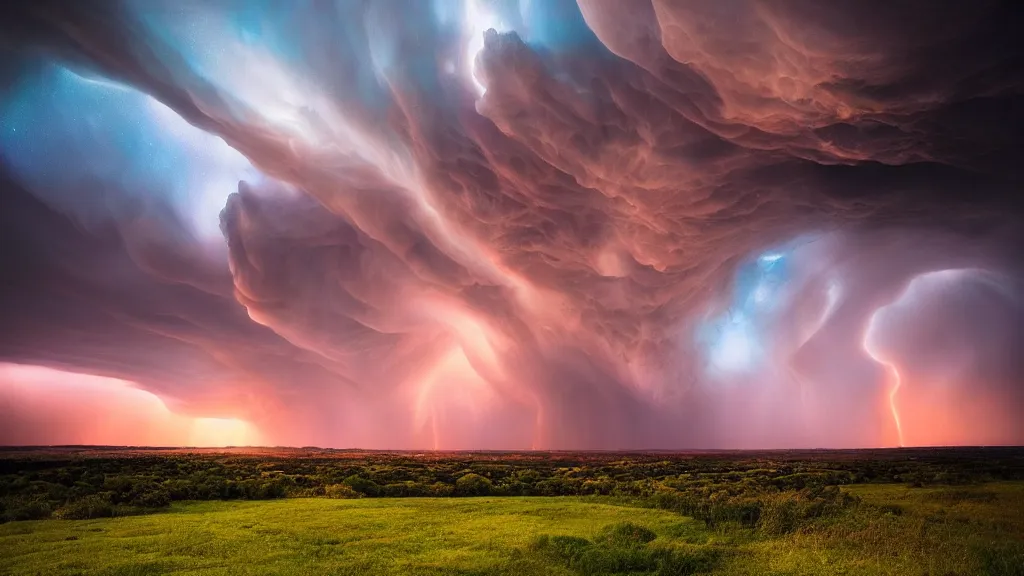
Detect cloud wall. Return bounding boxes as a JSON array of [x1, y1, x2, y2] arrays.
[[1, 0, 1021, 448]]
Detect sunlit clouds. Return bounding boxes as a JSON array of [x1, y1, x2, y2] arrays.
[[0, 364, 259, 447], [0, 0, 1022, 449]]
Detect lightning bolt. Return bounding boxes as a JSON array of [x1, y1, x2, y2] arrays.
[[863, 313, 906, 448], [861, 268, 1008, 449], [878, 355, 905, 447]]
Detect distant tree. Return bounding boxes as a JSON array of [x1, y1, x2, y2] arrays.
[[343, 475, 381, 496], [455, 473, 493, 496]]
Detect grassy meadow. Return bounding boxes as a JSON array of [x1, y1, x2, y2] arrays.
[[2, 483, 1023, 576], [2, 448, 1023, 575]]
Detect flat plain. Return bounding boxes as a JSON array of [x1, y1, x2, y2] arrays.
[[1, 447, 1023, 575]]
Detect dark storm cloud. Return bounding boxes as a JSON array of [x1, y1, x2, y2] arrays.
[[0, 0, 1021, 448]]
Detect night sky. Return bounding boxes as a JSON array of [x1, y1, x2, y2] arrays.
[[1, 0, 1022, 449]]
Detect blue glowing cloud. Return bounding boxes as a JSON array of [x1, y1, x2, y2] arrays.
[[1, 64, 264, 239], [697, 248, 794, 378]]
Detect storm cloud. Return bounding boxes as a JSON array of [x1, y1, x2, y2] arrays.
[[1, 0, 1022, 448]]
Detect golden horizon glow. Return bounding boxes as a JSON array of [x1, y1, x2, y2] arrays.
[[0, 363, 262, 448], [189, 417, 261, 448]]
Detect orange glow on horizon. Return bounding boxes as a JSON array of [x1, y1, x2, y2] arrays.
[[190, 418, 261, 447], [0, 363, 261, 447]]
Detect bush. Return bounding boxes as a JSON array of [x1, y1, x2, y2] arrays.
[[55, 495, 114, 520], [581, 479, 615, 496], [595, 522, 657, 547], [531, 526, 718, 576], [427, 482, 454, 497], [530, 534, 592, 563], [878, 504, 903, 516], [382, 481, 429, 497], [4, 500, 52, 521], [758, 499, 798, 536], [653, 548, 721, 576], [164, 479, 195, 500], [324, 484, 361, 499], [574, 544, 660, 574], [343, 475, 381, 497], [236, 480, 287, 500], [130, 488, 171, 508], [455, 473, 493, 496]]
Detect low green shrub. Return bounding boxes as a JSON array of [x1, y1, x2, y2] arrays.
[[382, 481, 429, 497], [4, 500, 52, 521], [54, 495, 114, 520], [324, 484, 361, 499], [455, 473, 493, 496], [342, 475, 380, 497], [530, 534, 592, 563], [878, 504, 904, 516], [595, 522, 657, 547], [758, 498, 798, 536], [531, 523, 719, 576]]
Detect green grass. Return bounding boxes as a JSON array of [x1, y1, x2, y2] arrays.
[[2, 485, 1023, 576], [720, 482, 1024, 576], [0, 498, 687, 576]]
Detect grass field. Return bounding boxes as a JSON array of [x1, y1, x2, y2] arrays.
[[2, 483, 1023, 576]]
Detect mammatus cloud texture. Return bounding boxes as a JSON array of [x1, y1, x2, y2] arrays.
[[1, 0, 1022, 449]]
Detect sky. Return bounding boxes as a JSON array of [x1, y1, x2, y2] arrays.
[[0, 0, 1022, 449]]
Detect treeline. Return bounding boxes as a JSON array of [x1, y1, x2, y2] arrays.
[[1, 447, 1021, 523]]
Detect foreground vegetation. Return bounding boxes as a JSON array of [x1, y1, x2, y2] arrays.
[[1, 448, 1022, 574], [2, 446, 1022, 522], [1, 483, 1023, 575]]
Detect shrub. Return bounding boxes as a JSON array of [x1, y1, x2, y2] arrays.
[[496, 480, 529, 496], [382, 481, 429, 497], [427, 482, 454, 497], [4, 500, 52, 521], [574, 544, 660, 574], [343, 475, 381, 496], [455, 473, 493, 496], [613, 480, 655, 498], [878, 504, 904, 516], [758, 499, 799, 535], [581, 479, 615, 496], [164, 479, 195, 500], [595, 522, 657, 547], [532, 528, 718, 576], [324, 484, 361, 499], [235, 479, 287, 500], [654, 548, 721, 576], [55, 495, 114, 520], [530, 534, 592, 563], [130, 488, 171, 508]]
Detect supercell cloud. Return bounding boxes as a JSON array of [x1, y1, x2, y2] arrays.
[[0, 0, 1022, 449]]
